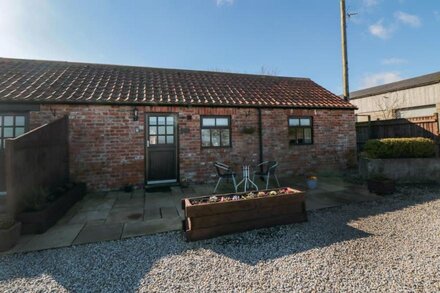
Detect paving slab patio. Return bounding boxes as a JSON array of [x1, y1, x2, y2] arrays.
[[122, 217, 182, 239], [20, 224, 84, 252], [73, 223, 124, 245], [1, 175, 384, 255]]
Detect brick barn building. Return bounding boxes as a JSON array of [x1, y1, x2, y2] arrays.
[[0, 58, 356, 191]]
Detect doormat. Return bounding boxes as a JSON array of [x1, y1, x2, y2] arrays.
[[145, 186, 172, 193]]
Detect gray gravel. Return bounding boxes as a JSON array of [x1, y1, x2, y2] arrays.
[[1, 185, 440, 292]]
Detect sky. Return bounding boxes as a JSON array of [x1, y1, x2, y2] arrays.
[[0, 0, 439, 94]]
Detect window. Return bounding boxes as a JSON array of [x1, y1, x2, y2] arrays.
[[0, 114, 27, 149], [148, 115, 175, 145], [288, 117, 313, 145], [201, 116, 231, 147]]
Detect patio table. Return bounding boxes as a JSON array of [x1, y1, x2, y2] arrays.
[[236, 165, 259, 192]]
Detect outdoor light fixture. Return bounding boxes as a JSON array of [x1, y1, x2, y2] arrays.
[[133, 107, 139, 121]]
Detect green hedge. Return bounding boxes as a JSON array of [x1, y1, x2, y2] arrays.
[[363, 137, 436, 159]]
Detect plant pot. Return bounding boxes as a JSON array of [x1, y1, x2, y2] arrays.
[[17, 183, 86, 234], [307, 179, 318, 189], [182, 187, 307, 241], [0, 222, 21, 252], [367, 179, 396, 195]]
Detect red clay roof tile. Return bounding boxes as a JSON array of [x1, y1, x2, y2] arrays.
[[0, 58, 355, 109]]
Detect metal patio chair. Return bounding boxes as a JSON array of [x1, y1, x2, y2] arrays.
[[213, 162, 238, 193], [252, 161, 280, 189]]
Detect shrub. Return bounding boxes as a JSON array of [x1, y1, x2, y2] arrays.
[[22, 187, 50, 212], [364, 137, 436, 159], [0, 214, 15, 230]]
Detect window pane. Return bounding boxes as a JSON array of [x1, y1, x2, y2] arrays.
[[149, 126, 157, 135], [3, 127, 13, 137], [300, 118, 311, 126], [166, 135, 174, 144], [0, 128, 2, 137], [4, 116, 13, 126], [158, 117, 165, 125], [158, 135, 166, 144], [297, 128, 304, 144], [166, 116, 174, 125], [149, 136, 157, 145], [158, 126, 165, 134], [149, 117, 157, 125], [304, 128, 312, 144], [220, 129, 230, 146], [211, 129, 220, 146], [289, 118, 299, 126], [15, 116, 25, 126], [216, 118, 229, 126], [201, 129, 211, 146], [166, 126, 174, 134], [0, 139, 2, 149], [15, 127, 25, 136], [202, 118, 215, 127]]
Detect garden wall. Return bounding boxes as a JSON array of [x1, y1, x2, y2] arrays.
[[359, 157, 440, 182], [5, 116, 69, 215]]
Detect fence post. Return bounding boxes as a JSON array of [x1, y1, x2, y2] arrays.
[[436, 112, 440, 158], [367, 115, 371, 140]]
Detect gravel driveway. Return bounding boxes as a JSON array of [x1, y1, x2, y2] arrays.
[[1, 186, 440, 292]]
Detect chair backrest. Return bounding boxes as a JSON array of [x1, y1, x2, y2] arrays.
[[214, 162, 231, 176], [267, 161, 278, 175]]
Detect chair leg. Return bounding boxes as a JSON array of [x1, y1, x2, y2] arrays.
[[232, 175, 237, 193], [266, 175, 270, 189], [274, 174, 280, 187], [214, 177, 222, 193]]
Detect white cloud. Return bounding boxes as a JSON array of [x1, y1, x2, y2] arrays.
[[369, 20, 394, 39], [381, 57, 407, 65], [394, 11, 421, 27], [361, 72, 403, 88], [216, 0, 234, 6]]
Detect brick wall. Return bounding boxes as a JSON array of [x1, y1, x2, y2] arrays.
[[30, 104, 355, 191]]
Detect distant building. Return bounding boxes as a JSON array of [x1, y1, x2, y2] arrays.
[[350, 72, 440, 121]]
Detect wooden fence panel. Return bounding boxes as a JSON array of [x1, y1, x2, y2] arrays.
[[5, 116, 69, 215], [356, 114, 439, 151]]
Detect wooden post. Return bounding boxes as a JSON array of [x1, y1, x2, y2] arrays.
[[435, 112, 439, 158], [340, 0, 350, 101]]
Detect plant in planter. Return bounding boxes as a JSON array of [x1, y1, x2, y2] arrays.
[[180, 175, 190, 188], [22, 187, 50, 212], [0, 214, 21, 252], [17, 182, 86, 234], [123, 184, 134, 193], [306, 175, 318, 189], [241, 126, 256, 135], [182, 187, 307, 241], [367, 174, 396, 195]]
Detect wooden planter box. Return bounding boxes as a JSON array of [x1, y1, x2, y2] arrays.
[[0, 222, 21, 252], [17, 183, 86, 234], [367, 179, 396, 195], [182, 187, 307, 241]]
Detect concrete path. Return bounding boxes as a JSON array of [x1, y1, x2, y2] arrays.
[[2, 176, 382, 255]]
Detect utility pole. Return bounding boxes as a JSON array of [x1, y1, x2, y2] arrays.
[[340, 0, 349, 101]]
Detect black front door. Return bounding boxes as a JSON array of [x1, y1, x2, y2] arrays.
[[146, 113, 178, 184], [0, 113, 28, 192]]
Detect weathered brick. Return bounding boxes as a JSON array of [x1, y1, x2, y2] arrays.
[[30, 104, 356, 191]]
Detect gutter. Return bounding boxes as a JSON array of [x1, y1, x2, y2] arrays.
[[257, 108, 264, 165], [0, 100, 357, 111]]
